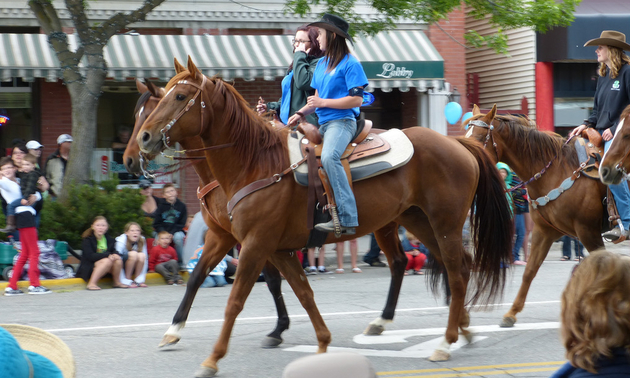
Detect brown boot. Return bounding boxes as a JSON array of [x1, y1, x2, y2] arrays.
[[0, 215, 16, 233]]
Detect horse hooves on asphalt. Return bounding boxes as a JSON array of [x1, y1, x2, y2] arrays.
[[429, 349, 451, 362], [158, 334, 181, 347], [194, 366, 218, 378], [499, 316, 516, 328], [260, 335, 283, 348], [363, 324, 385, 335]]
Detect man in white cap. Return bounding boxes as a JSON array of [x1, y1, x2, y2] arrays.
[[25, 140, 44, 168], [45, 134, 72, 199]]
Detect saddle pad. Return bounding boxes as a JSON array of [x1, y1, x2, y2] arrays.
[[288, 128, 414, 186]]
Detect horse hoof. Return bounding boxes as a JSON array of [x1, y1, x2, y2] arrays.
[[499, 316, 516, 328], [462, 330, 473, 344], [429, 349, 451, 361], [158, 334, 181, 347], [194, 366, 218, 378], [261, 336, 283, 348], [363, 324, 385, 335]]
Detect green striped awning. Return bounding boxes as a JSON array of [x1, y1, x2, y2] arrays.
[[0, 31, 443, 92]]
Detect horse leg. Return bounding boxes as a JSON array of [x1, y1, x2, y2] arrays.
[[458, 252, 473, 343], [500, 226, 558, 327], [429, 236, 467, 362], [196, 246, 270, 378], [260, 260, 290, 348], [160, 229, 236, 347], [364, 223, 407, 335], [268, 252, 331, 352]]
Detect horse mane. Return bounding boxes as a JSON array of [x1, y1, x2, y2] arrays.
[[134, 91, 152, 120], [493, 114, 579, 168], [212, 78, 289, 174], [620, 104, 630, 124]]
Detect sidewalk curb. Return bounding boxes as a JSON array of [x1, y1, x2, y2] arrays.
[[0, 272, 190, 291]]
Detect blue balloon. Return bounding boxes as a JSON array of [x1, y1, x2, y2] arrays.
[[462, 112, 474, 129], [444, 102, 463, 125]]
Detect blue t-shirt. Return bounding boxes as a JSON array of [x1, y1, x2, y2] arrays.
[[278, 71, 294, 124], [311, 54, 368, 124]]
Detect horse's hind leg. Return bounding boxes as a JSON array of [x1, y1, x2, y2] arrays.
[[268, 251, 331, 352], [196, 246, 272, 378], [260, 261, 290, 347], [160, 229, 236, 347], [500, 225, 557, 327], [365, 223, 407, 335]]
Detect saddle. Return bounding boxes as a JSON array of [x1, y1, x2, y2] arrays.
[[575, 128, 604, 180], [287, 120, 414, 239]]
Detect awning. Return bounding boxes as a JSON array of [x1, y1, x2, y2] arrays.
[[0, 31, 444, 92]]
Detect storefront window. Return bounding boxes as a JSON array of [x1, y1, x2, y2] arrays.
[[0, 85, 33, 156]]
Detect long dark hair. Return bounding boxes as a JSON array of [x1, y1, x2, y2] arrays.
[[323, 28, 351, 72], [288, 25, 323, 71]]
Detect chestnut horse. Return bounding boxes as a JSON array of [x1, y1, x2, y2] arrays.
[[127, 78, 459, 356], [127, 79, 294, 348], [465, 105, 607, 327], [599, 105, 630, 185], [137, 57, 512, 377]]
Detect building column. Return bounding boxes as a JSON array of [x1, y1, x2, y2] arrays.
[[536, 62, 554, 132]]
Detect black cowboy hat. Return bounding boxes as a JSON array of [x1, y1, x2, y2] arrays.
[[309, 14, 354, 44], [584, 30, 630, 51]]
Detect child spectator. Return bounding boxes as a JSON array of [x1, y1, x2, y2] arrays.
[[149, 231, 183, 285], [115, 222, 148, 287], [335, 239, 361, 273], [550, 251, 630, 377], [76, 216, 129, 290], [153, 183, 187, 266], [401, 230, 427, 275], [187, 245, 229, 287], [1, 154, 42, 233], [0, 157, 50, 295]]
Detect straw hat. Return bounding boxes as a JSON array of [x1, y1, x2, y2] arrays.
[[584, 30, 630, 51], [0, 324, 75, 378], [308, 14, 354, 44]]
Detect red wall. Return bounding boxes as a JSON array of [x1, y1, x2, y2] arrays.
[[427, 8, 468, 136]]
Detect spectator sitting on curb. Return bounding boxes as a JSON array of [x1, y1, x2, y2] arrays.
[[153, 183, 187, 267], [115, 222, 148, 287], [149, 231, 183, 285]]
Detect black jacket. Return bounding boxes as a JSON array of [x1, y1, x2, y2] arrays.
[[76, 234, 118, 282], [586, 64, 630, 135], [153, 199, 187, 234]]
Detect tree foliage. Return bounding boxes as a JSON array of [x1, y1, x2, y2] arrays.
[[285, 0, 582, 52]]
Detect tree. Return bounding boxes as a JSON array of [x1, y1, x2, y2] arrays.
[[286, 0, 582, 53], [28, 0, 167, 200]]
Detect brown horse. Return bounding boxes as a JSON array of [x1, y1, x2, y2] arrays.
[[599, 105, 630, 185], [127, 78, 460, 355], [465, 105, 607, 327], [127, 78, 293, 348], [137, 57, 512, 377]]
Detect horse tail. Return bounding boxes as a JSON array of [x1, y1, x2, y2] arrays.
[[456, 137, 513, 306]]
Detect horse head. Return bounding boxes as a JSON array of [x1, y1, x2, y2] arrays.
[[137, 56, 218, 155], [600, 105, 630, 185], [124, 79, 165, 175], [464, 104, 502, 162]]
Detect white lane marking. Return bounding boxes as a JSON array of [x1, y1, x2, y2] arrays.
[[44, 301, 560, 333], [353, 322, 560, 345], [284, 336, 488, 358]]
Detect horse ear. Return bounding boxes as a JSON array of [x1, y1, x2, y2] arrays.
[[145, 79, 160, 98], [472, 104, 481, 115], [174, 58, 185, 74], [187, 55, 200, 79], [482, 104, 497, 124], [136, 79, 148, 94]]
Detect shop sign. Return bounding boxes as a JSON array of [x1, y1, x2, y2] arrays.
[[0, 115, 9, 125]]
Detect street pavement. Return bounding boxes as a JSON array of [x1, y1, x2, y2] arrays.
[[1, 236, 628, 378]]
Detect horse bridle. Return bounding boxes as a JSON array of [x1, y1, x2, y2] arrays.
[[160, 75, 208, 148], [466, 120, 497, 150]]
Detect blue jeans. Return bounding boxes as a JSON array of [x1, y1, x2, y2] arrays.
[[201, 275, 227, 287], [512, 213, 525, 261], [604, 138, 630, 229], [6, 198, 22, 216], [561, 235, 583, 259], [319, 118, 358, 227], [362, 233, 381, 262]]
